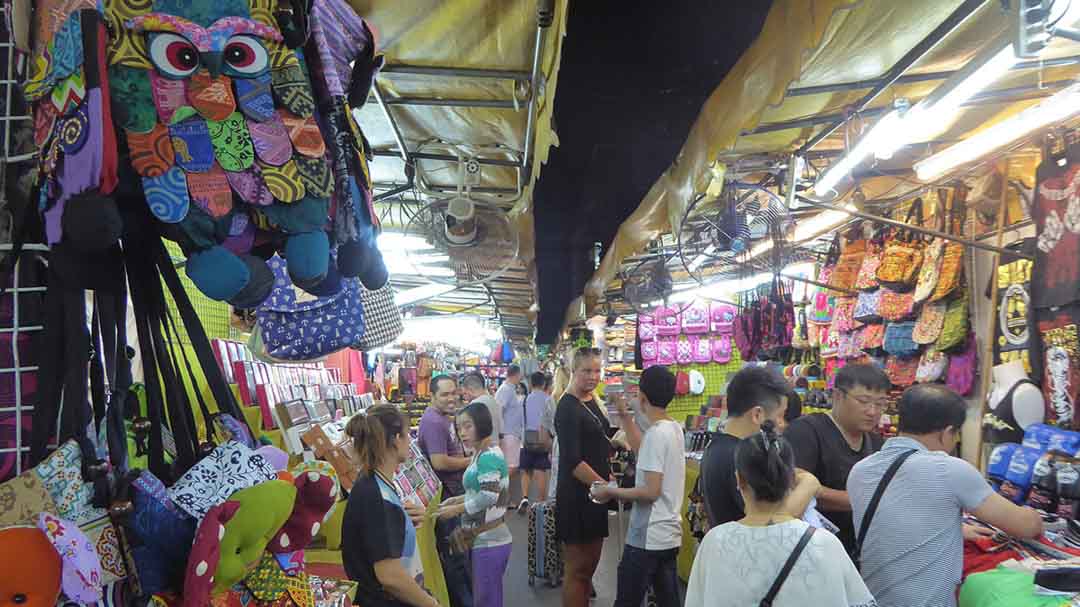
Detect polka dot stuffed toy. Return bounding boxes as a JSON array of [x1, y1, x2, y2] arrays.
[[181, 500, 241, 607], [268, 470, 337, 554]]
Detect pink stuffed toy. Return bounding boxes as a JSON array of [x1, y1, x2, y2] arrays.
[[182, 501, 242, 607], [268, 472, 338, 553]]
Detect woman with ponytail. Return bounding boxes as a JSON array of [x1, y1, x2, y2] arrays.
[[685, 420, 877, 607], [341, 405, 439, 607]]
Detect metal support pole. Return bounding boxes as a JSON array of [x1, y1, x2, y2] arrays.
[[522, 0, 555, 180], [795, 195, 1034, 259], [371, 81, 418, 202], [380, 64, 530, 81], [786, 54, 1080, 97], [369, 96, 519, 109], [779, 273, 855, 295], [371, 149, 522, 168], [797, 0, 987, 154]]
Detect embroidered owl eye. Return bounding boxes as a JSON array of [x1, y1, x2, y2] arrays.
[[223, 35, 269, 77], [148, 32, 200, 79]]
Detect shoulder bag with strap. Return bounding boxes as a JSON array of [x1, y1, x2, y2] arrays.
[[523, 395, 550, 453], [852, 449, 918, 570], [759, 526, 817, 607]]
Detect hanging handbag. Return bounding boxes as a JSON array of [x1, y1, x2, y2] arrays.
[[639, 318, 657, 341], [354, 283, 404, 350], [931, 186, 969, 302], [916, 350, 950, 384], [853, 228, 886, 291], [657, 336, 677, 366], [886, 355, 920, 387], [655, 306, 681, 336], [791, 307, 810, 349], [877, 198, 926, 291], [877, 288, 916, 322], [809, 283, 835, 325], [691, 336, 713, 364], [883, 322, 920, 357], [913, 189, 949, 303], [913, 302, 947, 345], [859, 323, 886, 351], [681, 302, 709, 334], [838, 332, 863, 359], [830, 297, 858, 334], [712, 335, 733, 363], [946, 333, 978, 396], [934, 294, 969, 352], [711, 302, 737, 334], [641, 339, 658, 363], [820, 323, 841, 359], [829, 235, 867, 293], [853, 290, 882, 324], [676, 337, 694, 365]]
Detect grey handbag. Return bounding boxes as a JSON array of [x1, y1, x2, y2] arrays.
[[353, 284, 404, 350]]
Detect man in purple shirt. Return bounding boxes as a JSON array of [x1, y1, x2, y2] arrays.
[[417, 375, 472, 607]]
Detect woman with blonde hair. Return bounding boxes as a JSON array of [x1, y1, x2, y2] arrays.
[[342, 405, 437, 607]]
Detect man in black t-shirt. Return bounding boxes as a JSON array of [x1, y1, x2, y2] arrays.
[[785, 363, 889, 554], [699, 366, 819, 528]]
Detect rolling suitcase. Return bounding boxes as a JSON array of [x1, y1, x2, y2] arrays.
[[527, 500, 563, 587]]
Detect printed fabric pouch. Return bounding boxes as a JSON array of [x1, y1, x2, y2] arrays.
[[657, 336, 677, 366], [676, 337, 694, 365], [934, 295, 969, 352], [710, 303, 737, 334], [830, 297, 858, 334], [914, 237, 945, 303], [853, 290, 882, 324], [853, 229, 885, 291], [32, 440, 106, 527], [878, 288, 916, 322], [883, 322, 920, 357], [167, 441, 277, 520], [828, 235, 867, 293], [931, 188, 969, 303], [886, 355, 919, 387], [913, 301, 947, 345], [946, 333, 978, 396], [681, 303, 709, 334], [641, 338, 658, 363], [712, 335, 733, 363], [809, 287, 834, 325], [655, 306, 681, 336], [916, 350, 949, 383], [791, 308, 810, 349], [354, 284, 405, 351], [638, 317, 657, 341], [675, 372, 690, 396], [256, 256, 365, 361], [859, 323, 886, 351], [820, 324, 841, 359], [837, 332, 863, 359], [691, 336, 712, 364], [877, 198, 927, 291]]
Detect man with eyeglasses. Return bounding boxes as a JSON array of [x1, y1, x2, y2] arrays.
[[785, 363, 890, 555]]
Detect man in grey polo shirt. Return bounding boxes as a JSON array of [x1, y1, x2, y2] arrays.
[[848, 385, 1044, 607]]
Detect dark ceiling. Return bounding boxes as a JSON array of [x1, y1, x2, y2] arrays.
[[532, 0, 773, 344]]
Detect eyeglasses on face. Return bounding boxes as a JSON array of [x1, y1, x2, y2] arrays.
[[839, 389, 888, 410]]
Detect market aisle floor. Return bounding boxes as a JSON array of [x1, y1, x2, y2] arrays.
[[502, 505, 628, 607]]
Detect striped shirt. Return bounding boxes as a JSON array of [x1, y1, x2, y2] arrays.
[[462, 445, 511, 548], [848, 437, 994, 607]]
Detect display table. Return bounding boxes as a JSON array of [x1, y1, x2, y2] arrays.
[[677, 458, 701, 582]]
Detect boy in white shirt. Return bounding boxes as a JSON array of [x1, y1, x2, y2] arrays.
[[592, 366, 685, 607]]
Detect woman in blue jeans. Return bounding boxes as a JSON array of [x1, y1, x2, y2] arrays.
[[437, 401, 512, 607]]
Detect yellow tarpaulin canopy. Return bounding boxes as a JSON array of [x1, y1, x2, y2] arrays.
[[347, 0, 569, 344], [578, 0, 1080, 326]]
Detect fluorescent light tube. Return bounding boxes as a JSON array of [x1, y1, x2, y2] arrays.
[[686, 244, 717, 272], [914, 81, 1080, 181], [813, 111, 903, 197]]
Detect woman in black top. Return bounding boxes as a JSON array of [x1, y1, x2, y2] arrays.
[[554, 348, 612, 607], [341, 405, 437, 607]]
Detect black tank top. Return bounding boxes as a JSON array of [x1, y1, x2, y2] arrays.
[[984, 379, 1040, 445]]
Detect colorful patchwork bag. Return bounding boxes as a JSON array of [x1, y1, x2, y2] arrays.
[[859, 323, 886, 351], [935, 295, 969, 352], [914, 237, 945, 303], [809, 286, 835, 325], [681, 303, 709, 334], [913, 302, 947, 345], [853, 290, 882, 324], [883, 322, 920, 357], [838, 332, 863, 359], [829, 235, 867, 293], [878, 288, 916, 322], [886, 355, 920, 387], [656, 306, 681, 336], [831, 297, 858, 334], [946, 333, 978, 396], [853, 229, 886, 291], [931, 187, 969, 302], [877, 198, 926, 291], [916, 350, 949, 383]]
